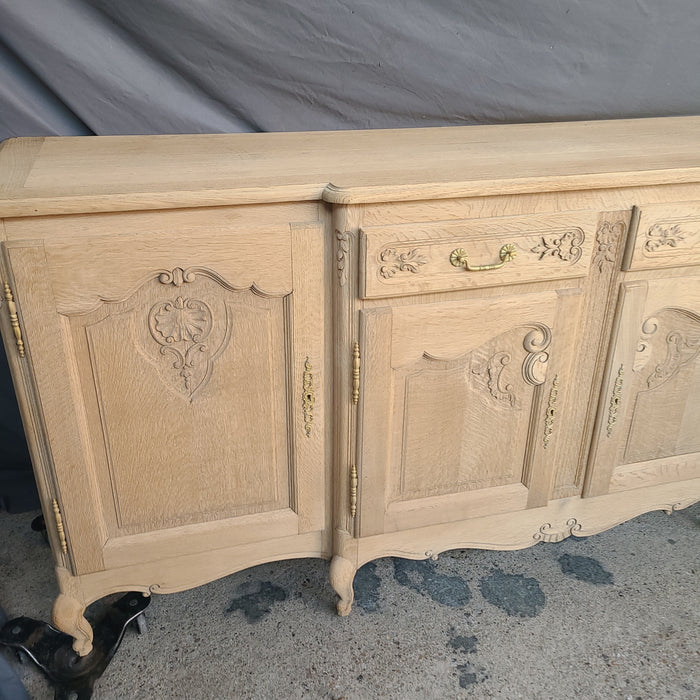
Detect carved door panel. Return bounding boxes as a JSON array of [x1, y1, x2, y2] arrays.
[[586, 275, 700, 497], [2, 209, 325, 575], [357, 287, 582, 536]]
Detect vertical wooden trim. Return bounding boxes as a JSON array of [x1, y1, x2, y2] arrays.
[[0, 244, 67, 568], [526, 287, 583, 508], [331, 206, 361, 538], [621, 205, 641, 272], [290, 221, 325, 533], [583, 281, 649, 497], [552, 209, 632, 499], [357, 307, 394, 535], [4, 241, 107, 573]]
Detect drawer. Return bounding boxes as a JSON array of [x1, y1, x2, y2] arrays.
[[360, 211, 597, 298], [624, 202, 700, 272]]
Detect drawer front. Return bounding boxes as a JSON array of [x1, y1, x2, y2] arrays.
[[625, 202, 700, 271], [360, 211, 597, 298]]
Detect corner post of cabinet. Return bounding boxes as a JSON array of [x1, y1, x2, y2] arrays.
[[331, 204, 363, 539]]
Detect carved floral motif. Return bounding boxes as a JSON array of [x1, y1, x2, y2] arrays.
[[378, 248, 427, 278], [593, 220, 625, 271], [644, 223, 685, 253], [530, 228, 585, 264], [336, 230, 350, 286]]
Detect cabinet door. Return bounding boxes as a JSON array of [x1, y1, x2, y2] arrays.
[[586, 275, 700, 496], [3, 207, 325, 574], [357, 287, 582, 536]]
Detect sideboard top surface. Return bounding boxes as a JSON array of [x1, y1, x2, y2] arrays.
[[2, 116, 700, 217]]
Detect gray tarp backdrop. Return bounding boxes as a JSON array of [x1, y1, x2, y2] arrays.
[[2, 0, 700, 139], [0, 0, 699, 508]]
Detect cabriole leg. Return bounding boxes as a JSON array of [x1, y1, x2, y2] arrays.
[[52, 593, 94, 657], [330, 555, 357, 616]]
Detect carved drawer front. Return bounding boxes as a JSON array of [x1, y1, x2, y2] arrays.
[[624, 202, 700, 271], [359, 211, 597, 299]]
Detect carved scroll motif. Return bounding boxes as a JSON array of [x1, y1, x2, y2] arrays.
[[593, 220, 625, 271], [533, 518, 582, 543], [530, 228, 585, 264], [647, 330, 700, 390], [634, 309, 700, 390], [470, 323, 552, 407], [485, 351, 515, 406], [378, 247, 427, 278], [158, 266, 197, 286], [522, 323, 552, 386]]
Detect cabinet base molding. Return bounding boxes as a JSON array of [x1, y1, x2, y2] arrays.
[[57, 530, 329, 618], [331, 478, 699, 614]]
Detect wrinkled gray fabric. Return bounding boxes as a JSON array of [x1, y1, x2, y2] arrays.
[[0, 0, 699, 141]]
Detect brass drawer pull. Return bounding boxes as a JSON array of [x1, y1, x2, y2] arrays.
[[450, 243, 517, 271]]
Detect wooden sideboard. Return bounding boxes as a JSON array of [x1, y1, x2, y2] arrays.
[[1, 118, 699, 656]]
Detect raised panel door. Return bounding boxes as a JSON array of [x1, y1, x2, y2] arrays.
[[2, 208, 326, 574], [356, 286, 582, 536], [586, 275, 700, 496]]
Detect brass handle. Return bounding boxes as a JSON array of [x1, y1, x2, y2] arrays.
[[450, 243, 517, 271]]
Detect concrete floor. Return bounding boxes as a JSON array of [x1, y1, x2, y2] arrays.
[[0, 504, 698, 699]]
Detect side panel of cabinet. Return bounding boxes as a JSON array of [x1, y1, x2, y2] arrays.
[[357, 287, 582, 537], [586, 275, 700, 496], [2, 206, 326, 574]]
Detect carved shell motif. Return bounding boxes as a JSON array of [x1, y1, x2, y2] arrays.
[[148, 297, 215, 397]]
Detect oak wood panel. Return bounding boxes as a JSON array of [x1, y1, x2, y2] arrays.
[[2, 117, 700, 215], [2, 212, 327, 575], [3, 205, 315, 314], [361, 184, 700, 227], [357, 286, 582, 536], [3, 242, 107, 573], [551, 210, 631, 498], [585, 275, 700, 497], [624, 201, 700, 271]]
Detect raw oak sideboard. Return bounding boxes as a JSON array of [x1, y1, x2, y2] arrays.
[[0, 118, 698, 656]]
